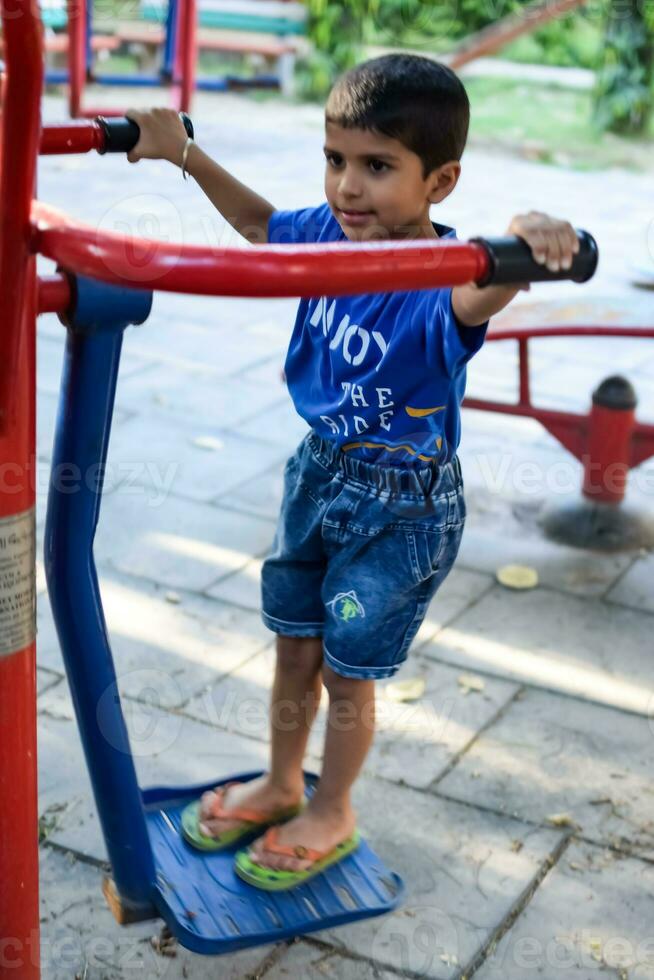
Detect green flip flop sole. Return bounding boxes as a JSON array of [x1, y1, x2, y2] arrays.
[[180, 799, 302, 853], [234, 829, 361, 890]]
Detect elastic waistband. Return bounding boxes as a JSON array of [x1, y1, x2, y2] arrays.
[[306, 431, 462, 497]]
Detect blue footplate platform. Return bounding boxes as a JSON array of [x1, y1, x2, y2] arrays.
[[141, 770, 405, 956]]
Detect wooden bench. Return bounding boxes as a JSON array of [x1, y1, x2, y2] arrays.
[[1, 31, 119, 65], [116, 18, 303, 94], [137, 0, 307, 95]]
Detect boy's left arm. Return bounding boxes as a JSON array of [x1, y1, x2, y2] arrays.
[[452, 211, 581, 327]]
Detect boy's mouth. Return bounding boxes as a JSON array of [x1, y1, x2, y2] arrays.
[[338, 207, 375, 226]]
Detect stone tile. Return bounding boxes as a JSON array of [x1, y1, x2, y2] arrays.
[[414, 566, 494, 646], [319, 776, 563, 979], [455, 436, 636, 597], [92, 489, 275, 592], [531, 356, 654, 414], [439, 687, 654, 857], [265, 942, 397, 979], [38, 332, 153, 396], [456, 508, 634, 599], [417, 585, 654, 714], [213, 460, 286, 521], [39, 848, 274, 979], [467, 338, 519, 402], [206, 557, 264, 610], [607, 550, 654, 614], [105, 411, 286, 503], [37, 386, 132, 463], [234, 353, 287, 388], [474, 839, 654, 979], [235, 397, 311, 451], [37, 668, 62, 695], [37, 570, 270, 707], [39, 679, 270, 860], [370, 658, 519, 789], [125, 303, 292, 375], [114, 361, 287, 429]]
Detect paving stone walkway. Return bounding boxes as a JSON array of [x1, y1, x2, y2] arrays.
[[34, 86, 654, 979]]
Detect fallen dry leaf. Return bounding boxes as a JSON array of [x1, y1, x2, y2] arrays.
[[546, 812, 581, 829], [457, 673, 485, 695]]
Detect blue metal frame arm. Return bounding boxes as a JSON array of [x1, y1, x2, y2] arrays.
[[44, 274, 156, 917]]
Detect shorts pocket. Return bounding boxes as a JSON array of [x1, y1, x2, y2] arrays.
[[411, 523, 464, 583]]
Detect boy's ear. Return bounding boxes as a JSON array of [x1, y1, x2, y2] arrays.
[[427, 161, 461, 204]]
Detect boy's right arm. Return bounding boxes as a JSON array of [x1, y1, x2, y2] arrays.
[[125, 108, 275, 245]]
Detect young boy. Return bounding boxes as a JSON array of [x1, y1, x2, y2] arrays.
[[127, 54, 579, 890]]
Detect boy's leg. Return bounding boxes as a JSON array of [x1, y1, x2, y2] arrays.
[[248, 665, 375, 871], [198, 634, 323, 837]]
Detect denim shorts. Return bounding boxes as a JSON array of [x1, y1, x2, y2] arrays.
[[261, 430, 466, 680]]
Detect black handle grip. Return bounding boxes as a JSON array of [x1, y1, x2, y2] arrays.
[[96, 112, 194, 155], [472, 230, 598, 286]]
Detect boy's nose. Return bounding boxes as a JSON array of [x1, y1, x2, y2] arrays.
[[338, 170, 363, 199]]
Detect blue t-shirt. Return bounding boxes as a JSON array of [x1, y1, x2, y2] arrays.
[[268, 203, 488, 468]]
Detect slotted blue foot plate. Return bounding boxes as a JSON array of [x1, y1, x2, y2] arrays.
[[142, 770, 404, 956]]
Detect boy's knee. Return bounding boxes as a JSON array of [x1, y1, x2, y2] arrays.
[[322, 664, 372, 697], [276, 634, 323, 677]]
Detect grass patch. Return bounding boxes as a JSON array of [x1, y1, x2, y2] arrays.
[[466, 76, 654, 170]]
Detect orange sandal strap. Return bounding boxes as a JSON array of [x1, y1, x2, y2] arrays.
[[260, 825, 327, 863], [207, 784, 282, 824]]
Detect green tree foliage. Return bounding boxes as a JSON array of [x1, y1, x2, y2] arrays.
[[593, 0, 654, 134], [296, 0, 379, 100]]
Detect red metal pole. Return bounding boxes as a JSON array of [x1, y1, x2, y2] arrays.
[[0, 1, 42, 976], [174, 0, 196, 113], [582, 378, 637, 504], [68, 0, 87, 118]]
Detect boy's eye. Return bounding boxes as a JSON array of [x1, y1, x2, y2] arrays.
[[324, 153, 389, 173]]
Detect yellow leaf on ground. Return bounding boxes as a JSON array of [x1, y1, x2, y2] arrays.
[[496, 564, 539, 590], [384, 677, 426, 703]]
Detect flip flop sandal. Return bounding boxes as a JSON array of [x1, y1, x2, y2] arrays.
[[181, 783, 303, 852], [234, 824, 361, 890]]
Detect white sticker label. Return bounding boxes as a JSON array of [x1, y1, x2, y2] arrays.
[[0, 508, 36, 657]]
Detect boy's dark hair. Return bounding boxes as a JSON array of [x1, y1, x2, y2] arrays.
[[325, 54, 470, 177]]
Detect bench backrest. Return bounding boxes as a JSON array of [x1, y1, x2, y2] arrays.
[[140, 0, 307, 35]]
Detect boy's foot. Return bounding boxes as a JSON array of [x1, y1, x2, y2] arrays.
[[197, 774, 304, 839], [245, 804, 356, 873]]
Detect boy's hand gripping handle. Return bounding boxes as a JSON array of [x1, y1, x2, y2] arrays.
[[95, 112, 194, 154], [473, 230, 598, 286]]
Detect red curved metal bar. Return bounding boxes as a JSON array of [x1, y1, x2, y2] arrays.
[[31, 202, 490, 296], [486, 323, 654, 342], [463, 322, 654, 470]]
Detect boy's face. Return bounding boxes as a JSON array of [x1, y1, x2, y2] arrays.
[[324, 121, 460, 242]]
